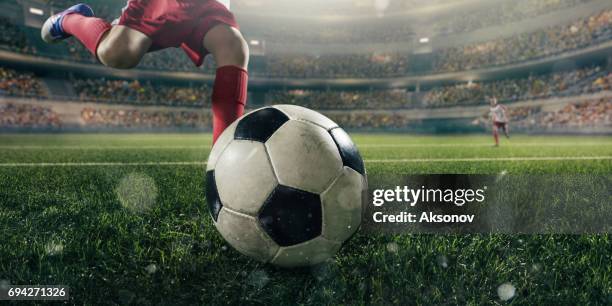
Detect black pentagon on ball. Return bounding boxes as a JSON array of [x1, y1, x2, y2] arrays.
[[234, 107, 289, 142], [258, 185, 322, 247], [329, 127, 365, 175], [206, 170, 222, 222]]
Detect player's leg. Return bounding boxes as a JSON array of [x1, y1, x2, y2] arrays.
[[492, 124, 500, 147], [502, 123, 510, 138], [96, 26, 152, 69], [41, 4, 150, 69], [204, 24, 249, 143]]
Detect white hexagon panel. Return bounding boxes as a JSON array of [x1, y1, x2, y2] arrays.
[[215, 140, 278, 216], [266, 120, 343, 194], [216, 208, 279, 262], [320, 167, 364, 242]]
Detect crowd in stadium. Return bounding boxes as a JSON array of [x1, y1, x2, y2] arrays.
[[1, 5, 610, 77], [1, 65, 610, 110], [0, 68, 46, 98], [137, 48, 212, 72], [265, 89, 414, 109], [0, 17, 29, 54], [260, 53, 409, 78], [242, 21, 418, 45], [434, 9, 612, 72], [327, 112, 415, 129], [246, 0, 596, 44], [0, 103, 60, 128], [37, 0, 588, 46], [62, 66, 612, 109], [75, 107, 416, 130], [80, 107, 210, 128], [513, 97, 612, 128], [422, 66, 611, 107], [473, 96, 612, 129], [42, 0, 595, 38], [257, 8, 612, 77], [78, 108, 417, 130], [44, 0, 119, 20], [1, 0, 611, 131], [3, 97, 609, 130], [73, 78, 211, 107], [435, 0, 594, 35]]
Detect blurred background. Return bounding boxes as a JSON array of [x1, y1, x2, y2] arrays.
[[0, 0, 610, 134]]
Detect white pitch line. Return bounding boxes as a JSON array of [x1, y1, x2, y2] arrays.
[[0, 161, 207, 167], [366, 156, 612, 163], [0, 156, 610, 167], [358, 142, 611, 148], [0, 145, 211, 150], [0, 142, 610, 150]]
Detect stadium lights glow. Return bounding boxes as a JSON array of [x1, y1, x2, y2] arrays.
[[249, 40, 260, 46], [419, 37, 430, 44], [29, 7, 44, 16]]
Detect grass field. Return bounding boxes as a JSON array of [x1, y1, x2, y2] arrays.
[[0, 134, 610, 304]]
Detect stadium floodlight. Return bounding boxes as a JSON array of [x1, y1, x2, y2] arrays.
[[29, 7, 44, 16], [419, 37, 430, 44], [249, 40, 260, 46]]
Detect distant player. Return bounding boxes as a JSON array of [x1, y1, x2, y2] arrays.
[[489, 97, 510, 147], [41, 1, 248, 143]]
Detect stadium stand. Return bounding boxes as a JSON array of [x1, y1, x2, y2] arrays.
[[3, 64, 602, 109], [433, 9, 612, 72], [80, 107, 211, 129], [0, 68, 47, 98], [0, 64, 610, 113], [0, 102, 60, 128], [47, 0, 594, 45], [3, 94, 610, 131], [422, 66, 611, 107], [513, 97, 612, 129], [434, 0, 596, 35], [0, 17, 29, 53], [1, 6, 610, 77], [261, 53, 410, 78], [326, 112, 416, 130], [238, 0, 598, 43], [0, 0, 610, 133], [73, 78, 211, 107], [264, 89, 414, 110], [43, 0, 120, 20]]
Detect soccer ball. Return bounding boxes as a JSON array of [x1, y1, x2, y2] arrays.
[[206, 105, 367, 267]]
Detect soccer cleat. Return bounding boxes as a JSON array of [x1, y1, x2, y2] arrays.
[[41, 3, 94, 43]]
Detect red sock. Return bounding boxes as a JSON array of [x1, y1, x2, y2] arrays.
[[212, 65, 248, 143], [62, 14, 111, 57], [493, 129, 499, 145]]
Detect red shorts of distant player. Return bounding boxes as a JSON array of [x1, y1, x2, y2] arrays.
[[493, 121, 507, 129], [118, 0, 238, 66]]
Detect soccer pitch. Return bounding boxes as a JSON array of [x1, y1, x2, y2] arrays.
[[0, 134, 610, 304]]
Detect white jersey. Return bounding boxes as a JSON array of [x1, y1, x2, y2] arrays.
[[490, 105, 508, 123], [217, 0, 230, 9]]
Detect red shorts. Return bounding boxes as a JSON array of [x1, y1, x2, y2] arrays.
[[118, 0, 238, 66], [493, 121, 507, 129]]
